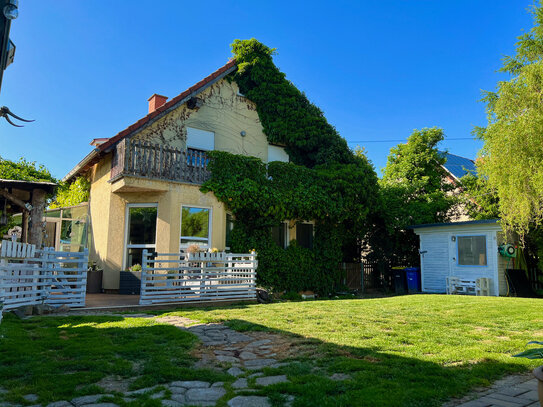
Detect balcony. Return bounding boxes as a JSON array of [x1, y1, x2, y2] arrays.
[[110, 139, 210, 186]]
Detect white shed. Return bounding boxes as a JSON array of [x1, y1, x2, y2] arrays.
[[412, 219, 511, 296]]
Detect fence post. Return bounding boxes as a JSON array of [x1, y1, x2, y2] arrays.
[[360, 262, 364, 292], [41, 247, 52, 304]]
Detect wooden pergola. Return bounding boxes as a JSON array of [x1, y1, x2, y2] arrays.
[[0, 178, 57, 247]]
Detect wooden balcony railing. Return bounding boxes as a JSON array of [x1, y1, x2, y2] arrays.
[[110, 138, 210, 184]]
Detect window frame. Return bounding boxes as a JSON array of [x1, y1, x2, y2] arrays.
[[179, 205, 212, 249], [456, 234, 488, 267], [123, 203, 158, 270], [296, 222, 314, 250], [271, 221, 290, 249]]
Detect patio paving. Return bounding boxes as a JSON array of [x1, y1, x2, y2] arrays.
[[445, 373, 540, 407]]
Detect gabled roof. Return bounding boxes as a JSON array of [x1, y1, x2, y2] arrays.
[[439, 151, 477, 180], [409, 218, 498, 229], [63, 59, 237, 182]]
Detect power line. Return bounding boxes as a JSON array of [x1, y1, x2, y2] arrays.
[[347, 137, 475, 143]]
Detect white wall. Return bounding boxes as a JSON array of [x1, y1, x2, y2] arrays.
[[415, 222, 502, 296], [267, 145, 289, 163]]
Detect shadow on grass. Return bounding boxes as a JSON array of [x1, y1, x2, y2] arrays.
[[0, 313, 229, 405]]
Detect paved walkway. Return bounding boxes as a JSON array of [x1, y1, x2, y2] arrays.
[[446, 373, 540, 407]]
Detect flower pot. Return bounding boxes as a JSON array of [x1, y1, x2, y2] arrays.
[[119, 271, 141, 295], [532, 366, 543, 406]]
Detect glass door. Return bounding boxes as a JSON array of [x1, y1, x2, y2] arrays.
[[124, 204, 158, 269]]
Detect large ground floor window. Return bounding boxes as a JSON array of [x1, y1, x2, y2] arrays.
[[180, 206, 211, 248], [124, 204, 157, 269]]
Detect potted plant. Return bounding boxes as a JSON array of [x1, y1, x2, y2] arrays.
[[513, 341, 543, 405]]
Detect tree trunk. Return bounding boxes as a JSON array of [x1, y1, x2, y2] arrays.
[[29, 188, 46, 248]]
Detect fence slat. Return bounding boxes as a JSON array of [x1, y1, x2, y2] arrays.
[[139, 250, 257, 305], [0, 246, 88, 313]]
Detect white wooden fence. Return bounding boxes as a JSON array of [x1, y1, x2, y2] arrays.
[[139, 250, 257, 305], [0, 240, 88, 312]]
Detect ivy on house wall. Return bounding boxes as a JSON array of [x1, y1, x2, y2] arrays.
[[201, 39, 380, 294]]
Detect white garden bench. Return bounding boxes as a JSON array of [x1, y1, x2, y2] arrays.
[[446, 277, 491, 296]]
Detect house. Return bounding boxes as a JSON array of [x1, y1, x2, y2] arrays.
[[63, 60, 313, 291], [411, 219, 514, 296]]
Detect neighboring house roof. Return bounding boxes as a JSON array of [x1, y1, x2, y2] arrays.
[[439, 151, 477, 181], [63, 59, 237, 182], [409, 219, 498, 229]]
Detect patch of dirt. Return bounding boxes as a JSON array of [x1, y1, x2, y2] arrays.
[[95, 375, 137, 393]]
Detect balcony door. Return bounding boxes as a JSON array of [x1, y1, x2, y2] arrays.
[[124, 203, 158, 269]]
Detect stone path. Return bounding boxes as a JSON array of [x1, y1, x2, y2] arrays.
[[444, 373, 540, 407], [0, 315, 295, 407]]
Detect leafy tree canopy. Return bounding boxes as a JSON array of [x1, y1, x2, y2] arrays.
[[476, 1, 543, 235], [0, 156, 56, 183], [50, 177, 90, 209], [373, 127, 457, 265]]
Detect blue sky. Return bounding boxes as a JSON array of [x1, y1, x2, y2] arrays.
[[0, 0, 535, 179]]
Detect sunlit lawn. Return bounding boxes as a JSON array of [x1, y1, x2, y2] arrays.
[[1, 295, 542, 406], [162, 295, 543, 406]]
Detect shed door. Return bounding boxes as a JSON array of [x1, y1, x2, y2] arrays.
[[448, 232, 497, 295], [419, 233, 450, 293]]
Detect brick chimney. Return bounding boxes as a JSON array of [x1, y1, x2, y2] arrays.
[[147, 94, 168, 113]]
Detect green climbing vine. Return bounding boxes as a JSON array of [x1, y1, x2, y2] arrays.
[[50, 177, 90, 209], [201, 39, 379, 294]]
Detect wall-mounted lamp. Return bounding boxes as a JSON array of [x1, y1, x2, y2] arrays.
[[240, 131, 246, 137], [451, 236, 456, 242], [3, 0, 18, 20]]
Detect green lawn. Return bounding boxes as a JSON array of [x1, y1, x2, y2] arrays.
[[0, 295, 542, 406]]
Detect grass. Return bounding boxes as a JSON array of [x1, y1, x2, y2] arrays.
[[159, 295, 543, 406], [1, 295, 542, 406], [0, 314, 228, 405]]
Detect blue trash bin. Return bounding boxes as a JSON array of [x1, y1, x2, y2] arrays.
[[404, 267, 421, 293]]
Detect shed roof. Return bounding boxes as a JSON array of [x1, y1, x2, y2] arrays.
[[409, 219, 499, 230]]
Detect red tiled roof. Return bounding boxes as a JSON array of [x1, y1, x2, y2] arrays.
[[97, 59, 237, 153]]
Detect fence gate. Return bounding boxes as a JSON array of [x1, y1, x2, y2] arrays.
[[140, 250, 257, 305], [0, 240, 88, 313]]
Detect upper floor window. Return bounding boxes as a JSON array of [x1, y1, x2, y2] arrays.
[[267, 145, 289, 163], [187, 127, 215, 151]]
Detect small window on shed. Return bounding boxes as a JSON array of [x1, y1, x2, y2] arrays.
[[458, 235, 487, 266], [296, 223, 314, 249]]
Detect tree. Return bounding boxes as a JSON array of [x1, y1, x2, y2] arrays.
[[50, 177, 90, 209], [459, 173, 500, 220], [0, 156, 55, 183], [375, 127, 456, 265], [476, 1, 543, 236]]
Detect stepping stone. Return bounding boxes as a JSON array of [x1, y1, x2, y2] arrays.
[[170, 381, 210, 389], [169, 386, 187, 394], [23, 395, 38, 402], [227, 396, 271, 407], [151, 391, 166, 399], [243, 359, 277, 370], [227, 367, 244, 377], [211, 382, 224, 387], [72, 395, 111, 406], [227, 333, 253, 343], [185, 387, 226, 403], [244, 340, 271, 349], [239, 351, 257, 360], [47, 402, 73, 407], [216, 355, 240, 363], [125, 386, 157, 395], [232, 378, 248, 389], [162, 400, 184, 407], [170, 394, 186, 403], [214, 350, 234, 356], [255, 375, 288, 386]]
